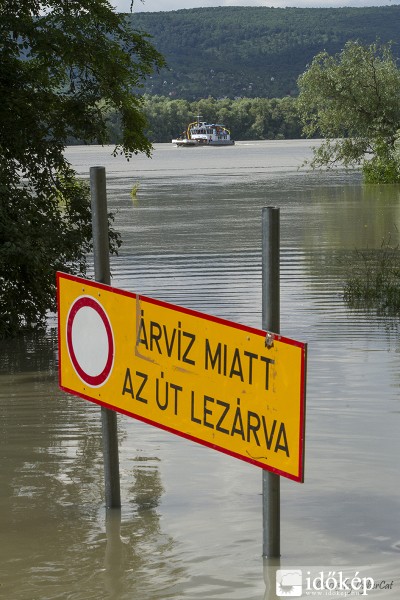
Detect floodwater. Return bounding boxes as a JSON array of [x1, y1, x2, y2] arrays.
[[1, 141, 400, 599]]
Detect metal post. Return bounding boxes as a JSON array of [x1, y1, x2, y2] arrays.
[[262, 207, 280, 557], [90, 166, 121, 509]]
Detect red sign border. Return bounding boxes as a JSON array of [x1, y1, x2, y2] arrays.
[[66, 295, 114, 387]]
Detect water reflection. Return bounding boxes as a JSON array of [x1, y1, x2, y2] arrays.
[[104, 510, 125, 598], [263, 558, 281, 600], [0, 329, 58, 373], [0, 332, 181, 600], [302, 182, 400, 250], [102, 483, 177, 600]]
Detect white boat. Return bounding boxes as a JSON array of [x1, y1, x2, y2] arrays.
[[172, 116, 235, 147]]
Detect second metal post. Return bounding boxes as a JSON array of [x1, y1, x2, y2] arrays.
[[262, 206, 280, 557]]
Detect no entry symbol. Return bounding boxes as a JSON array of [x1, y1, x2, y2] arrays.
[[66, 296, 114, 387]]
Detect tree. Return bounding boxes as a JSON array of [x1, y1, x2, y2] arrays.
[[0, 0, 165, 337], [297, 41, 400, 182]]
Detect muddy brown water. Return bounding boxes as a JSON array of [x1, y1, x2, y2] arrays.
[[1, 141, 399, 599]]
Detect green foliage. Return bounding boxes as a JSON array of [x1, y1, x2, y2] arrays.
[[343, 237, 400, 313], [0, 167, 120, 336], [0, 0, 165, 337], [128, 6, 400, 100], [105, 95, 302, 143], [297, 41, 400, 181], [363, 140, 400, 184]]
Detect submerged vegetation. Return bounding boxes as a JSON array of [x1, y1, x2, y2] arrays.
[[343, 237, 400, 313], [130, 182, 140, 199]]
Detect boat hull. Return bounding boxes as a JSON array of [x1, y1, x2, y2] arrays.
[[172, 139, 199, 147], [172, 139, 235, 147]]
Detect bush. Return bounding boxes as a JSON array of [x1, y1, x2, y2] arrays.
[[0, 169, 121, 338], [362, 139, 400, 184], [343, 237, 400, 312]]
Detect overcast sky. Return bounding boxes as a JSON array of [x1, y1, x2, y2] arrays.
[[115, 0, 400, 13]]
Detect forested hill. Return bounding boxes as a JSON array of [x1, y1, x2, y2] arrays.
[[129, 6, 400, 99]]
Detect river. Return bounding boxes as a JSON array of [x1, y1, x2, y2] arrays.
[[1, 141, 400, 599]]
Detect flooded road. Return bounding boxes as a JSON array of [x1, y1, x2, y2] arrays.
[[1, 141, 400, 598]]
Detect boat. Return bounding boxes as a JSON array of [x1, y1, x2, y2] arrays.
[[172, 116, 235, 147]]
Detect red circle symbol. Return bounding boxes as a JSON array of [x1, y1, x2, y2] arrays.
[[66, 296, 114, 387]]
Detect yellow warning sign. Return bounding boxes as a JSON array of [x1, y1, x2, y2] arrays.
[[57, 272, 307, 482]]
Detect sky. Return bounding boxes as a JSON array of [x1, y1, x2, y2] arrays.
[[115, 0, 400, 12]]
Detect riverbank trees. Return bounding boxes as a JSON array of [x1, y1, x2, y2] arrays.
[[0, 0, 164, 337], [105, 95, 302, 143], [297, 41, 400, 183]]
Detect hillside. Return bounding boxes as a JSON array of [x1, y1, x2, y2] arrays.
[[129, 6, 400, 99]]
